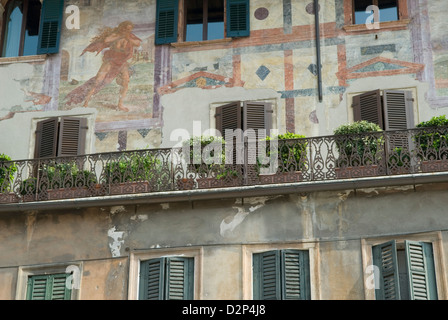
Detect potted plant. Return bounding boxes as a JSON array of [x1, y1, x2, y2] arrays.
[[0, 154, 18, 203], [413, 115, 448, 172], [180, 135, 231, 189], [257, 132, 307, 184], [104, 151, 162, 194], [333, 121, 383, 178]]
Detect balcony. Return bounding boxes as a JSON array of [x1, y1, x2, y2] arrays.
[[1, 127, 448, 205]]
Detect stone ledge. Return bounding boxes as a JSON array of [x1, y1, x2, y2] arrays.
[[0, 54, 47, 65]]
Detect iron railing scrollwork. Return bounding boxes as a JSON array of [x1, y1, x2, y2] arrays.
[[1, 126, 448, 204]]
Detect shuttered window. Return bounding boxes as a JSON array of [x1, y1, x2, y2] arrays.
[[372, 240, 438, 300], [215, 101, 272, 164], [253, 250, 310, 300], [34, 117, 88, 158], [139, 257, 194, 300], [226, 0, 250, 37], [155, 0, 179, 44], [36, 0, 65, 54], [26, 273, 72, 300], [0, 0, 62, 57], [353, 89, 414, 130], [155, 0, 250, 45]]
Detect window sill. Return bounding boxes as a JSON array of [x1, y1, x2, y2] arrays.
[[343, 19, 411, 33], [0, 54, 47, 65], [171, 38, 232, 48]]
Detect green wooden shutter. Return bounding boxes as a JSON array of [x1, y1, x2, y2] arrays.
[[281, 250, 310, 300], [155, 0, 178, 44], [352, 90, 384, 129], [166, 257, 194, 300], [35, 118, 59, 159], [27, 274, 71, 300], [253, 251, 281, 300], [372, 240, 401, 300], [139, 258, 165, 300], [58, 117, 88, 156], [51, 274, 72, 300], [227, 0, 250, 38], [383, 90, 415, 130], [37, 0, 65, 54], [139, 257, 194, 300], [405, 241, 438, 300]]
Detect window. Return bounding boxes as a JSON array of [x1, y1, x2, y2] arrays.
[[352, 89, 414, 130], [16, 263, 81, 300], [34, 117, 88, 158], [372, 240, 438, 300], [215, 101, 272, 165], [155, 0, 249, 45], [139, 257, 194, 300], [252, 250, 311, 300], [353, 0, 399, 25], [27, 273, 72, 300], [0, 0, 64, 57], [185, 0, 224, 42]]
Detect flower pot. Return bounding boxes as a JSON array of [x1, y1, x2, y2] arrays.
[[197, 177, 240, 189], [259, 171, 303, 184], [47, 187, 90, 200], [335, 165, 378, 179], [421, 160, 448, 173], [0, 192, 18, 204], [176, 178, 195, 190], [109, 181, 151, 195]]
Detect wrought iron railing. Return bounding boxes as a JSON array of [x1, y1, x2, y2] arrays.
[[1, 126, 448, 204]]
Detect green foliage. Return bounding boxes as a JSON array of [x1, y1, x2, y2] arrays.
[[414, 115, 448, 160], [389, 147, 411, 167], [259, 132, 308, 172], [104, 152, 160, 183], [182, 136, 226, 177], [0, 154, 17, 192], [19, 162, 97, 195], [333, 121, 383, 166]]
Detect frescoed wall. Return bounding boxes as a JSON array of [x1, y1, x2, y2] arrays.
[[58, 0, 157, 125], [1, 0, 448, 158]]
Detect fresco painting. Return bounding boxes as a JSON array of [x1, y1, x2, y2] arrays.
[[58, 0, 156, 124]]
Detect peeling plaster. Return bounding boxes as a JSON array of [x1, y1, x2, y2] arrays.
[[130, 214, 148, 222], [110, 206, 126, 215], [107, 227, 125, 258], [220, 202, 265, 238]]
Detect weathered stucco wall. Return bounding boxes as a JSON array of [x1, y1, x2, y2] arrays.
[[1, 183, 448, 299], [1, 0, 448, 157]]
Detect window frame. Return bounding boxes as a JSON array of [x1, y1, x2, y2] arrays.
[[349, 88, 417, 130], [0, 0, 64, 58], [0, 0, 39, 57], [343, 0, 409, 33], [361, 232, 448, 300], [31, 114, 93, 160], [242, 243, 320, 300], [352, 0, 400, 25], [155, 0, 250, 45], [128, 247, 203, 300], [183, 0, 225, 42], [16, 262, 82, 300]]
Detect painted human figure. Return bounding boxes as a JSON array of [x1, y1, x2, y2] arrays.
[[65, 21, 141, 112]]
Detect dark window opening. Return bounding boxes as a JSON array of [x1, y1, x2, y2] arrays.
[[185, 0, 224, 42], [1, 0, 42, 57], [353, 0, 398, 25]]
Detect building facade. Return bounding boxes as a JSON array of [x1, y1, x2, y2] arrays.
[[0, 0, 448, 300]]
